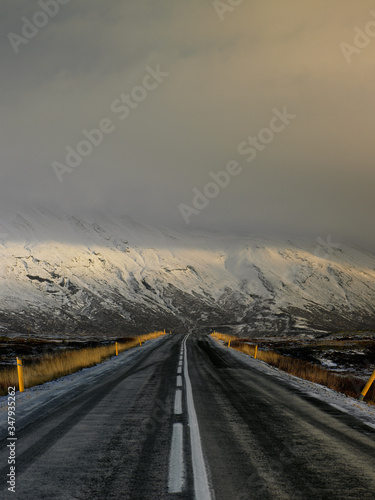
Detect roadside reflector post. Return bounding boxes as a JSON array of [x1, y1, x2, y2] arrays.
[[228, 339, 231, 348], [358, 368, 375, 401], [139, 339, 142, 346], [254, 345, 258, 359], [17, 358, 24, 392], [115, 342, 118, 356]]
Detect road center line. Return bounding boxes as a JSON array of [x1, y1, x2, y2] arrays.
[[177, 366, 182, 374], [168, 423, 185, 493], [174, 389, 182, 415], [183, 335, 212, 500], [176, 375, 183, 387]]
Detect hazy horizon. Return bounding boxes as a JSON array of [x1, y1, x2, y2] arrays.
[[1, 0, 375, 251]]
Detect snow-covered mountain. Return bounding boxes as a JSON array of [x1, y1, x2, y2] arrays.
[[0, 207, 374, 338]]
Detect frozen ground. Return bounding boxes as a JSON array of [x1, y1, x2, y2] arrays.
[[0, 337, 164, 437], [1, 334, 374, 439], [1, 334, 375, 499], [211, 337, 375, 430], [245, 336, 375, 378]]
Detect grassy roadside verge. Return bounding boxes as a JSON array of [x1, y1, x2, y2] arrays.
[[0, 331, 167, 396], [211, 332, 375, 405]]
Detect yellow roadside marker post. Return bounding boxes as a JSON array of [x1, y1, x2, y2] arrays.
[[228, 339, 231, 348], [358, 368, 375, 401], [115, 342, 118, 356], [254, 345, 258, 359], [17, 358, 24, 393], [139, 339, 142, 346]]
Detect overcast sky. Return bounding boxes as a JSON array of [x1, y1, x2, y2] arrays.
[[1, 0, 375, 250]]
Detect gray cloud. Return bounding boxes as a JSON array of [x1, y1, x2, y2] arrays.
[[1, 0, 375, 251]]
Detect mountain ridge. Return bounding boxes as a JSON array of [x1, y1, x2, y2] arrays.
[[0, 207, 374, 338]]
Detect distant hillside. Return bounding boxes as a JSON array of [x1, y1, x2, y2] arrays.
[[0, 207, 374, 338]]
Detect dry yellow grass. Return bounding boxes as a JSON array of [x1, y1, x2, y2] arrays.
[[0, 331, 166, 396], [211, 332, 375, 404]]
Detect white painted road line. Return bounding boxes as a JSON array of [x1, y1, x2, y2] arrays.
[[176, 375, 183, 387], [168, 423, 185, 493], [177, 366, 182, 374], [183, 335, 212, 500], [174, 389, 183, 415]]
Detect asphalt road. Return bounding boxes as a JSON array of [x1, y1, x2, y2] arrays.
[[1, 333, 375, 499]]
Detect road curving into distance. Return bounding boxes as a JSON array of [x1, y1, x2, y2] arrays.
[[1, 333, 375, 499]]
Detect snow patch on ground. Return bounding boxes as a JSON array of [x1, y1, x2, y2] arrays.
[[211, 337, 375, 430], [0, 337, 164, 437]]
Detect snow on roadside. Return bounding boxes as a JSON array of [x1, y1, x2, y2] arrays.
[[210, 337, 375, 430], [0, 337, 164, 437]]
